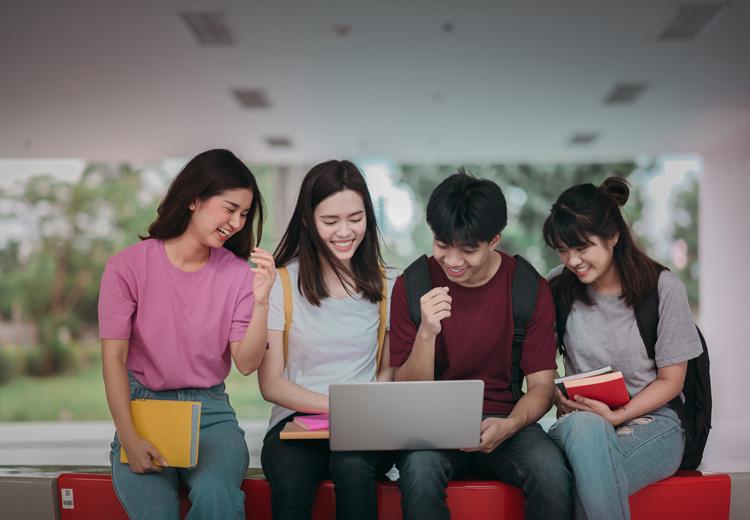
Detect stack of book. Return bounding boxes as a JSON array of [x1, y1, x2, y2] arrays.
[[555, 366, 630, 408]]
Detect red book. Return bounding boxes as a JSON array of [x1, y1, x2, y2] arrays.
[[562, 371, 630, 409], [292, 414, 329, 431]]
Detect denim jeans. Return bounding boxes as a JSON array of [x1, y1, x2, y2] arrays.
[[548, 405, 684, 520], [110, 374, 249, 520], [395, 422, 573, 520], [261, 414, 395, 520]]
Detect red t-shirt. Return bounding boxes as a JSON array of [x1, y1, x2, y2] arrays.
[[389, 252, 557, 415]]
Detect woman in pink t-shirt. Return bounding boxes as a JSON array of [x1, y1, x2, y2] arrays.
[[98, 149, 276, 519]]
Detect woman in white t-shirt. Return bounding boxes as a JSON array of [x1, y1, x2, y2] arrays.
[[542, 177, 703, 520], [258, 160, 396, 520]]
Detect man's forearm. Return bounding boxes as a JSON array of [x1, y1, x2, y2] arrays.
[[508, 384, 554, 429], [394, 329, 436, 381]]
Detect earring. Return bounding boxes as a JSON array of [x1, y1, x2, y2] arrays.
[[189, 204, 196, 210]]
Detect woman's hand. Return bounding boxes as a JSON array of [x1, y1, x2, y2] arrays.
[[568, 394, 627, 426], [250, 248, 276, 305], [554, 388, 579, 418], [120, 433, 168, 473]]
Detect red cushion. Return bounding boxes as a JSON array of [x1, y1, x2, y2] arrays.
[[57, 470, 729, 520]]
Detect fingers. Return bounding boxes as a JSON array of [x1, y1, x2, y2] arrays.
[[421, 287, 451, 305]]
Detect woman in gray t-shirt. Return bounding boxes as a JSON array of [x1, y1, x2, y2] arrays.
[[542, 177, 702, 520], [258, 160, 396, 520]]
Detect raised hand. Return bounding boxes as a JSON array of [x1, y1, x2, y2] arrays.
[[418, 287, 451, 337], [250, 247, 277, 305]]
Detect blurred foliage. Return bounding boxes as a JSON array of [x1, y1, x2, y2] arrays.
[[0, 161, 279, 382], [670, 174, 700, 308]]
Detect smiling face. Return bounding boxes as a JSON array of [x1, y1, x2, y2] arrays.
[[187, 188, 254, 249], [313, 189, 367, 268], [433, 234, 501, 287], [557, 234, 619, 288]]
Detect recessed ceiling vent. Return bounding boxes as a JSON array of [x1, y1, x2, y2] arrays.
[[266, 136, 292, 148], [232, 89, 271, 109], [658, 3, 730, 41], [568, 132, 599, 146], [604, 83, 649, 105], [180, 11, 235, 46]]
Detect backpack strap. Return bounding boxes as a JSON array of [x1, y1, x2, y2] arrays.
[[279, 266, 292, 366], [281, 265, 388, 373], [634, 285, 659, 359], [404, 255, 430, 328], [510, 255, 540, 401], [375, 268, 388, 372], [403, 255, 439, 378], [553, 290, 570, 357]]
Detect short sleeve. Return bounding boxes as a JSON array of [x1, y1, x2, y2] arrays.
[[388, 275, 416, 367], [268, 271, 285, 332], [654, 271, 703, 367], [518, 278, 558, 375], [229, 269, 255, 342], [98, 258, 137, 340]]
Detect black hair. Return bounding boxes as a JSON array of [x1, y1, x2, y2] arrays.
[[143, 149, 264, 259], [543, 176, 663, 308], [426, 168, 507, 247], [274, 160, 384, 306]]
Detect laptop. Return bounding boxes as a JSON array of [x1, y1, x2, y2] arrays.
[[329, 380, 484, 451]]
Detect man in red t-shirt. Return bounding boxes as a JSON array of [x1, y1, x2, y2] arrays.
[[390, 170, 572, 520]]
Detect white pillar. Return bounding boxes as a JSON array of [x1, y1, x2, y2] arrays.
[[272, 164, 307, 243], [699, 126, 750, 472]]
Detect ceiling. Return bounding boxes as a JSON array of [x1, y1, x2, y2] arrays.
[[1, 0, 749, 164]]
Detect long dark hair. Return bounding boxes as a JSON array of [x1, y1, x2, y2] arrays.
[[274, 160, 384, 306], [543, 177, 662, 310], [143, 149, 264, 259]]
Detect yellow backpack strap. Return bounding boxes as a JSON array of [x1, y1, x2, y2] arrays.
[[278, 266, 292, 366], [376, 268, 388, 372]]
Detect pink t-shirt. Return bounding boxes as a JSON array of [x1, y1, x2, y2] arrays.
[[98, 239, 254, 390]]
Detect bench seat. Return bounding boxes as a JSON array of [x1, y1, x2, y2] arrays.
[[57, 469, 730, 519]]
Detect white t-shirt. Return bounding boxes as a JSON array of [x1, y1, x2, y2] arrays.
[[266, 259, 398, 430]]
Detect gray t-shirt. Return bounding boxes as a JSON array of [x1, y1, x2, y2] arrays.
[[266, 259, 398, 430], [553, 268, 703, 396]]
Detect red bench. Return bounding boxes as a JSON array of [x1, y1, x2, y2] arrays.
[[57, 470, 730, 519]]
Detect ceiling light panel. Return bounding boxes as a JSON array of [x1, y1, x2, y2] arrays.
[[266, 136, 292, 148], [180, 11, 235, 46], [604, 83, 649, 104], [569, 132, 599, 146], [232, 89, 271, 109], [658, 3, 730, 41]]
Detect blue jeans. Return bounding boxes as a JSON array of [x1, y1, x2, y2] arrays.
[[396, 422, 573, 520], [548, 405, 684, 520], [110, 375, 249, 520], [261, 414, 395, 520]]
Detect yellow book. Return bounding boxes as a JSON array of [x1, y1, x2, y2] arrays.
[[120, 399, 201, 468]]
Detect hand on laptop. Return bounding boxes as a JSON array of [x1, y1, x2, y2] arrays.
[[418, 287, 452, 337], [462, 417, 520, 453]]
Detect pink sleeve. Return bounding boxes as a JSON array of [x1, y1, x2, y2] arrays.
[[98, 259, 137, 340], [229, 270, 255, 342]]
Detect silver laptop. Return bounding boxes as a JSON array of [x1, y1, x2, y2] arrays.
[[329, 380, 484, 451]]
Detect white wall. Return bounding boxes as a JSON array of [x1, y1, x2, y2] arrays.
[[700, 125, 750, 472]]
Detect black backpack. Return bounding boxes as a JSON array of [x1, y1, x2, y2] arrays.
[[554, 275, 712, 470], [403, 254, 540, 401]]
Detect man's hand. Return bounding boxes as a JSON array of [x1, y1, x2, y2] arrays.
[[418, 287, 451, 337], [121, 434, 168, 474], [462, 417, 520, 453]]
